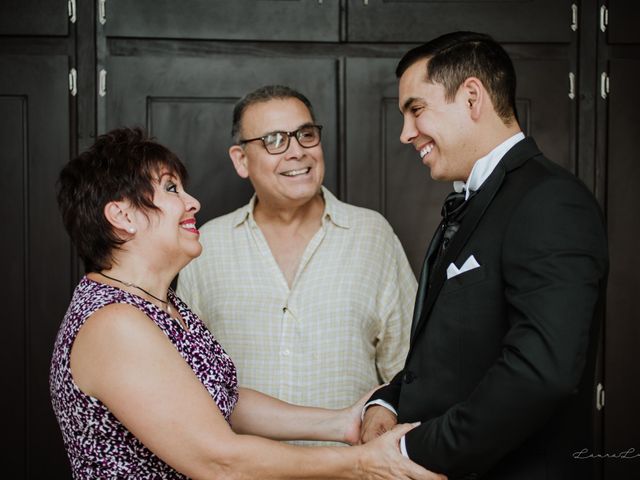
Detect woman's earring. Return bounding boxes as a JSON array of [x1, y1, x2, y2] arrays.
[[128, 227, 136, 234]]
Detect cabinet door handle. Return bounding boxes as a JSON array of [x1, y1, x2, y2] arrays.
[[596, 383, 605, 410]]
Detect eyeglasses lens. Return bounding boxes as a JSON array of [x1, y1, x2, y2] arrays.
[[297, 126, 320, 147], [264, 126, 321, 154]]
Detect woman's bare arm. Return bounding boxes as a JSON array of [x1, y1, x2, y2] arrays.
[[70, 303, 444, 480]]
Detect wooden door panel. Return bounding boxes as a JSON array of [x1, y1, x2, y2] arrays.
[[608, 0, 640, 44], [347, 0, 571, 43], [604, 58, 640, 479], [345, 53, 573, 274], [0, 54, 72, 477], [345, 57, 449, 274], [106, 0, 339, 41], [0, 0, 68, 36], [107, 55, 339, 223], [514, 57, 573, 173], [0, 94, 27, 477]]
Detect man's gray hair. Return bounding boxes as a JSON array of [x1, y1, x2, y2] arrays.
[[231, 85, 316, 143]]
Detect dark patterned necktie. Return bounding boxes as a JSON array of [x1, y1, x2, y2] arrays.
[[410, 189, 474, 337], [433, 190, 471, 269]]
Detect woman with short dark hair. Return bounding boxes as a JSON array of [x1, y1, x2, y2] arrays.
[[50, 127, 444, 480]]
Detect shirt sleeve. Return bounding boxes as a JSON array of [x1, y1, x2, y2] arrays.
[[375, 233, 417, 382], [361, 399, 398, 420], [400, 435, 410, 458]]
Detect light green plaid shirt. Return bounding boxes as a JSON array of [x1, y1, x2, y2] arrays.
[[177, 187, 416, 417]]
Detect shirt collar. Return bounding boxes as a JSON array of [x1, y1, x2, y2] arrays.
[[453, 132, 525, 200], [232, 193, 257, 227], [232, 186, 350, 229], [320, 186, 350, 228]]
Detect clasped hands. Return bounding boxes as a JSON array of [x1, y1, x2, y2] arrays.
[[340, 392, 447, 480], [360, 404, 399, 445]]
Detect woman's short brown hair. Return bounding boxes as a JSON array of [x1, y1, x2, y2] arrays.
[[56, 127, 188, 272]]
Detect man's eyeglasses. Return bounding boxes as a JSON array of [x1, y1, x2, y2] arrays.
[[239, 125, 323, 155]]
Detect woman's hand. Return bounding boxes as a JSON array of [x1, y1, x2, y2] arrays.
[[356, 423, 447, 480], [340, 386, 381, 445]]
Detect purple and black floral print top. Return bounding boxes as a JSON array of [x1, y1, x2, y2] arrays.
[[50, 276, 238, 479]]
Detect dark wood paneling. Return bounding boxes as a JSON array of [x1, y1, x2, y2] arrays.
[[0, 54, 72, 478], [107, 54, 340, 223], [604, 58, 640, 479], [0, 95, 27, 477], [75, 0, 97, 156], [347, 0, 571, 43], [344, 56, 447, 274], [345, 51, 573, 274], [513, 56, 574, 173], [106, 0, 340, 41], [577, 0, 599, 195], [2, 2, 635, 478], [608, 0, 640, 44], [0, 0, 69, 36]]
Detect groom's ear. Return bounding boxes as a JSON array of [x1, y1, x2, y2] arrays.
[[462, 77, 484, 121]]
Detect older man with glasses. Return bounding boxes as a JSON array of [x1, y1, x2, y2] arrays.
[[177, 85, 416, 444]]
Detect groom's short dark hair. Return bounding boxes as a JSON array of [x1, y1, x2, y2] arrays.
[[396, 31, 518, 124]]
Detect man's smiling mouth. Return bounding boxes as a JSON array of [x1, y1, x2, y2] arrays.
[[281, 167, 311, 177], [419, 143, 434, 159]]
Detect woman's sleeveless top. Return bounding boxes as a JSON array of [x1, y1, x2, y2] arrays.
[[50, 276, 238, 479]]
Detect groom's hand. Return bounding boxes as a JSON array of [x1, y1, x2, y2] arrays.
[[360, 405, 398, 444]]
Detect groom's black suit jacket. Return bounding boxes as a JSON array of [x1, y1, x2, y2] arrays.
[[371, 138, 608, 479]]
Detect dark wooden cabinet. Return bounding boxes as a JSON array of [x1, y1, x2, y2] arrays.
[[106, 0, 340, 41], [600, 0, 640, 471], [346, 0, 571, 42], [510, 51, 575, 173], [345, 56, 449, 272], [604, 57, 640, 479], [0, 0, 69, 36], [2, 0, 638, 478], [608, 0, 640, 44], [0, 54, 73, 478]]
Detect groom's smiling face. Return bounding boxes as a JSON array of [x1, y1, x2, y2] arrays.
[[398, 60, 475, 182]]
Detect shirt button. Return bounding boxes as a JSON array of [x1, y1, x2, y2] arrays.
[[281, 349, 291, 356]]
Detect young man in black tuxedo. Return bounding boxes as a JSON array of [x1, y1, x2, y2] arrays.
[[360, 31, 608, 480]]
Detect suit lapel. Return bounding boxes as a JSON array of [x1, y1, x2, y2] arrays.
[[409, 168, 504, 345], [410, 221, 444, 337], [408, 137, 541, 346]]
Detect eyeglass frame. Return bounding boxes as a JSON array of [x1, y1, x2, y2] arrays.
[[238, 124, 323, 155]]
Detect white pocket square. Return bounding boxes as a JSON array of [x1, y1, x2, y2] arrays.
[[446, 255, 481, 279]]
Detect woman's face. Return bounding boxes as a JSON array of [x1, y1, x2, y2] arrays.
[[134, 169, 202, 265]]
